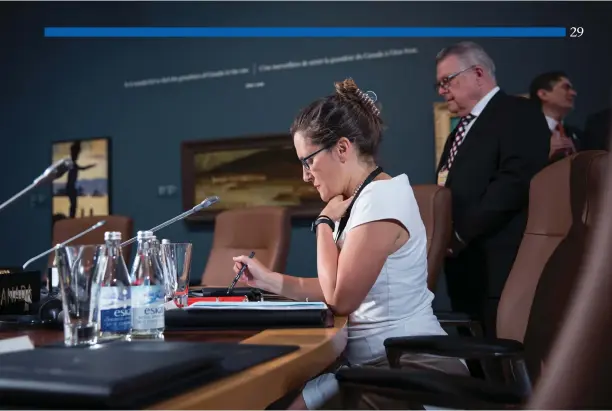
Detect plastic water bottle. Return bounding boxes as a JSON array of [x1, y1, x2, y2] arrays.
[[99, 231, 132, 340], [130, 230, 165, 339], [151, 236, 160, 251]]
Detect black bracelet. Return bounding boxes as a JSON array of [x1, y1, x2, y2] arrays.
[[311, 215, 335, 234]]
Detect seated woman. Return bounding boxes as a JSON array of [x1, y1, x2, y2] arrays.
[[232, 78, 468, 409]]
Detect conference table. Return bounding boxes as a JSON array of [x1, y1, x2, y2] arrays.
[[0, 316, 348, 409]]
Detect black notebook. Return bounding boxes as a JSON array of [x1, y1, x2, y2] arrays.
[[165, 306, 333, 330], [0, 341, 298, 409]]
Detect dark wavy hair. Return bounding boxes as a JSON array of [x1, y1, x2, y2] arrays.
[[290, 78, 384, 160]]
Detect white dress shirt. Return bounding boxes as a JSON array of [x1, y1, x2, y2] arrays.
[[545, 115, 560, 132], [460, 86, 500, 141]]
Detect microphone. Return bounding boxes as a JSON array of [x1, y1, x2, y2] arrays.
[[0, 158, 74, 213], [120, 196, 220, 248], [21, 220, 107, 270], [33, 158, 74, 186]]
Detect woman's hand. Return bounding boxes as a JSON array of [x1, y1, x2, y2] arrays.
[[320, 195, 354, 222], [232, 255, 272, 288]]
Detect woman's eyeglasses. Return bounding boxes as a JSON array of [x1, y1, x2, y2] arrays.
[[299, 137, 356, 170], [300, 142, 335, 170]]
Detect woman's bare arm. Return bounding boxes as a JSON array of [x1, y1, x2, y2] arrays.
[[258, 270, 327, 302], [317, 219, 405, 315]]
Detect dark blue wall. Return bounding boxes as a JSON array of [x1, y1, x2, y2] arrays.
[[1, 2, 610, 307]]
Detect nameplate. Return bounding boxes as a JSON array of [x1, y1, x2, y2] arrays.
[[0, 269, 41, 315], [0, 267, 23, 275]]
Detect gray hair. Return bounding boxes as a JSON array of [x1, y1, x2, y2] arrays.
[[436, 41, 496, 80]]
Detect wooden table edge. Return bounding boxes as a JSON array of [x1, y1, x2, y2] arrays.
[[149, 316, 348, 410]]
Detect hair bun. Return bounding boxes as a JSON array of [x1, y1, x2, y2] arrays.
[[334, 78, 359, 98], [334, 78, 380, 117]]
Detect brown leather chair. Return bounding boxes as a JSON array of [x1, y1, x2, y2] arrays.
[[412, 185, 452, 292], [497, 151, 607, 351], [48, 215, 134, 266], [515, 151, 607, 382], [467, 150, 608, 386], [200, 206, 291, 286], [336, 151, 609, 408], [530, 154, 612, 409], [412, 185, 480, 335]]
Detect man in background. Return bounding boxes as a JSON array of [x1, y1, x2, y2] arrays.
[[529, 71, 581, 163], [436, 41, 550, 336]]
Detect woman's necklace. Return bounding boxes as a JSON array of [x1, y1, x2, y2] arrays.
[[336, 166, 383, 242], [352, 180, 364, 197], [352, 166, 379, 197]]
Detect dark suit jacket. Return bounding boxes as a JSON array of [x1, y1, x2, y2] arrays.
[[565, 124, 583, 150], [438, 90, 550, 297]]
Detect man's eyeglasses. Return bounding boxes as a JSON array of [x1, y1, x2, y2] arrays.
[[434, 65, 476, 91]]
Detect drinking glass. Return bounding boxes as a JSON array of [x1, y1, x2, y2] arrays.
[[160, 243, 192, 307], [55, 244, 108, 346]]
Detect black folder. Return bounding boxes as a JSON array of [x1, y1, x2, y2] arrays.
[[165, 307, 333, 331], [0, 341, 298, 409]]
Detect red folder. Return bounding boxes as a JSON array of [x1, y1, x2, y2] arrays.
[[187, 296, 248, 306]]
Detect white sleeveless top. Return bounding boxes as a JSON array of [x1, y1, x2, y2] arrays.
[[334, 173, 446, 365]]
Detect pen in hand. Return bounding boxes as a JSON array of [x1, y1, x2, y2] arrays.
[[227, 251, 255, 294]]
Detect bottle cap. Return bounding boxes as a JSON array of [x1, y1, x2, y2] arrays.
[[137, 230, 154, 239], [161, 239, 171, 244], [104, 231, 122, 241]]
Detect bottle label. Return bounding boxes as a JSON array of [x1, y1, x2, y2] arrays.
[[99, 286, 132, 333], [131, 285, 165, 330]]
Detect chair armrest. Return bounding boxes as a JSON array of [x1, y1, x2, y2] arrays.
[[436, 310, 476, 326], [336, 367, 526, 410], [384, 335, 524, 366], [436, 310, 485, 336]]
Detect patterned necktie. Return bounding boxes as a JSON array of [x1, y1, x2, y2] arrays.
[[446, 114, 476, 170]]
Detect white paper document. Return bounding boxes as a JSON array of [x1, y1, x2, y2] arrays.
[[185, 301, 328, 311], [0, 336, 35, 355]]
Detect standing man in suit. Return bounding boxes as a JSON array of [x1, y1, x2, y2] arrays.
[[529, 71, 581, 163], [436, 42, 550, 337]]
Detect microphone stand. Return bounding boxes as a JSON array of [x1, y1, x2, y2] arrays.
[[22, 220, 107, 270], [120, 196, 220, 248], [0, 182, 39, 213], [0, 158, 74, 214]]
